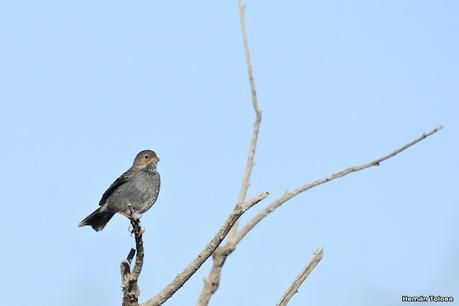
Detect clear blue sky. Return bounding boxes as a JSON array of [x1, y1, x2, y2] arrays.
[[0, 1, 457, 305]]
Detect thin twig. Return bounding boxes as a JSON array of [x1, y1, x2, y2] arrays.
[[229, 0, 262, 240], [235, 125, 443, 244], [141, 192, 269, 306], [240, 0, 260, 114], [277, 248, 324, 306]]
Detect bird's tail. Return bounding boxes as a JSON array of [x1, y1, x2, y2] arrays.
[[78, 207, 115, 232]]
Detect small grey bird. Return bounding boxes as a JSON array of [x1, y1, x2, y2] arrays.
[[79, 150, 160, 232]]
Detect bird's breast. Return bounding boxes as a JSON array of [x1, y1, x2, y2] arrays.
[[106, 171, 160, 214]]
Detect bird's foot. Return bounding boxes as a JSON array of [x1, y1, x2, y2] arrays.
[[137, 226, 145, 235], [131, 225, 144, 236], [129, 220, 144, 236]]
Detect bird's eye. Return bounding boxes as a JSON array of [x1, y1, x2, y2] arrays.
[[144, 155, 149, 159]]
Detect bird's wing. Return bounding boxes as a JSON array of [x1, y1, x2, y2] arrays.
[[99, 170, 131, 206]]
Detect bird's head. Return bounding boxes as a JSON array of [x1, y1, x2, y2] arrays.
[[133, 150, 160, 168]]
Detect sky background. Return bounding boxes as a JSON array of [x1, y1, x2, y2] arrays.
[[0, 1, 457, 305]]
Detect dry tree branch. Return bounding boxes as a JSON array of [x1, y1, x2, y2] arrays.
[[197, 125, 443, 305], [277, 248, 324, 306], [140, 191, 269, 306], [198, 1, 261, 304], [229, 0, 262, 240], [121, 218, 145, 306], [198, 0, 444, 304], [234, 124, 443, 244]]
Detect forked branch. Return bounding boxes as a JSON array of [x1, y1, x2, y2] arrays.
[[141, 192, 269, 306], [199, 1, 262, 303], [197, 1, 443, 305], [198, 125, 443, 305], [229, 0, 262, 240]]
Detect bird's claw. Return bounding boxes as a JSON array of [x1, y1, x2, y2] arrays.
[[129, 221, 144, 236], [131, 226, 144, 236]]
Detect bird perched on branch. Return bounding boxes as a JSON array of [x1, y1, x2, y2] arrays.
[[79, 150, 161, 232]]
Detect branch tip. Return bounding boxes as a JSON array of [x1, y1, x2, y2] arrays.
[[235, 125, 443, 246], [277, 247, 324, 306]]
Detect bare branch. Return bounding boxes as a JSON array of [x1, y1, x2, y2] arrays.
[[121, 219, 145, 306], [197, 125, 442, 306], [229, 0, 262, 240], [235, 125, 443, 244], [277, 248, 324, 306], [240, 0, 261, 115], [198, 2, 262, 304], [141, 192, 269, 306], [197, 2, 443, 306]]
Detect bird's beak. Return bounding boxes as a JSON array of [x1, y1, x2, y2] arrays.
[[152, 156, 160, 163]]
